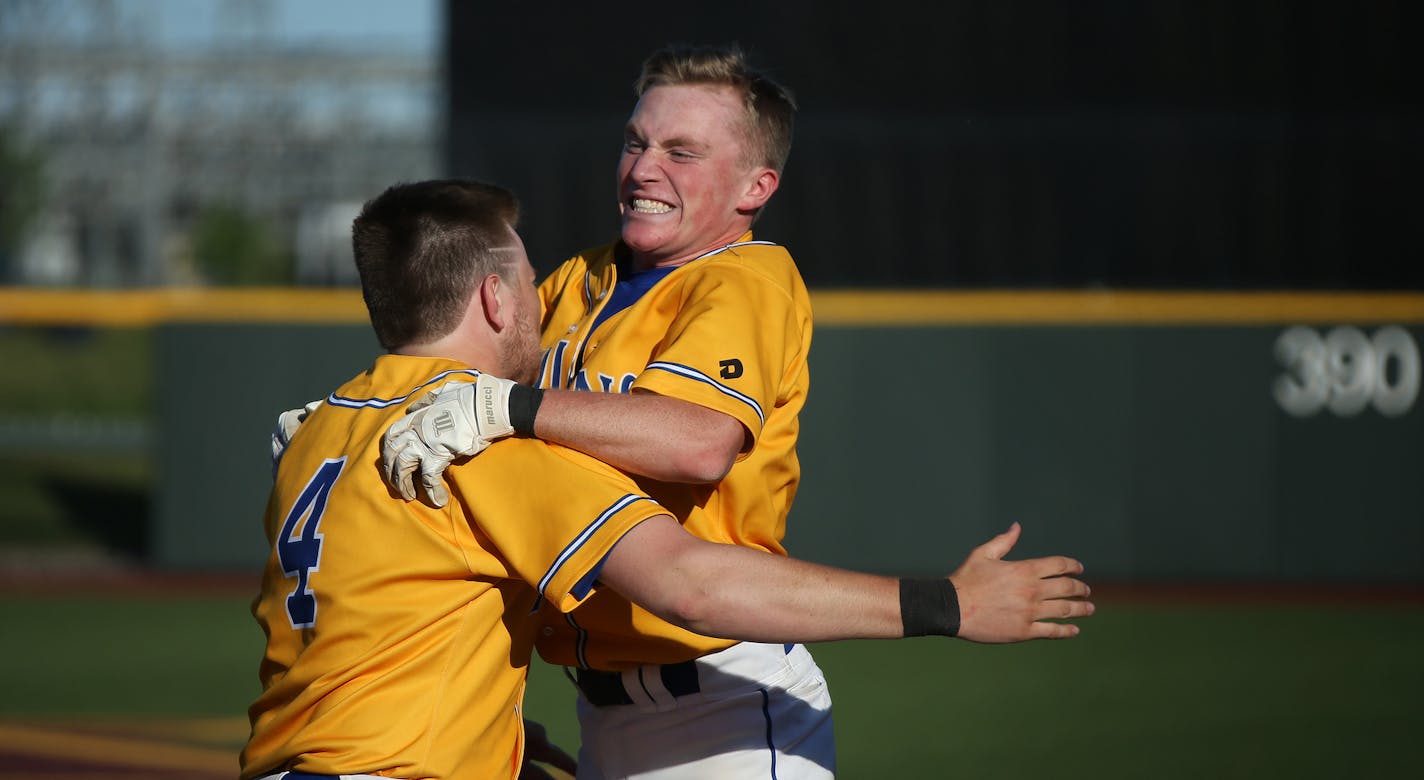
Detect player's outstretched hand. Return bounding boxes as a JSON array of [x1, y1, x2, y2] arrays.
[[949, 522, 1094, 643], [270, 399, 323, 478], [518, 718, 577, 779], [381, 374, 517, 508]]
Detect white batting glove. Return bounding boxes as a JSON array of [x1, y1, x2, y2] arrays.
[[381, 374, 517, 508], [270, 399, 323, 478]]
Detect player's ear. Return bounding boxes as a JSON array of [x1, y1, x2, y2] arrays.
[[478, 273, 510, 331], [737, 167, 779, 213]]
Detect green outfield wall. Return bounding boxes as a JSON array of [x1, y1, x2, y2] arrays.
[[787, 325, 1422, 582], [142, 292, 1423, 583]]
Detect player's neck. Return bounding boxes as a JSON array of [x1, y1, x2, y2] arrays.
[[394, 334, 501, 375], [629, 229, 755, 271]]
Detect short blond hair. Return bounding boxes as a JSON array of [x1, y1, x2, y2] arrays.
[[634, 43, 797, 174]]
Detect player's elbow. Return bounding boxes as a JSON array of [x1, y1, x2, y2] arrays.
[[668, 446, 738, 484], [643, 552, 733, 635], [667, 419, 744, 484], [658, 580, 727, 636]]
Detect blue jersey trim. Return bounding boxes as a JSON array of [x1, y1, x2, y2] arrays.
[[538, 493, 652, 600], [645, 361, 766, 425], [570, 556, 606, 601], [326, 369, 481, 409], [566, 611, 590, 669]]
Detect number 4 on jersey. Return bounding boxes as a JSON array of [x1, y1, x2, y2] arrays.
[[278, 457, 346, 629]]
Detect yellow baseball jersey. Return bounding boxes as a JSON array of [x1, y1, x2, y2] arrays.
[[241, 355, 667, 780], [534, 232, 813, 669]]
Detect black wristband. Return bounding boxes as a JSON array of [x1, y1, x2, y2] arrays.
[[507, 384, 545, 436], [899, 578, 960, 637], [504, 381, 541, 435]]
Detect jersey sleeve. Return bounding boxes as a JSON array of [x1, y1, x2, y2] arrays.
[[631, 260, 811, 445], [446, 440, 667, 613]]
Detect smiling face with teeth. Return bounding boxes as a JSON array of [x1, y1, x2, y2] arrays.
[[617, 84, 780, 270]]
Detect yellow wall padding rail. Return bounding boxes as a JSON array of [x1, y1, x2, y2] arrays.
[[1, 288, 1422, 327]]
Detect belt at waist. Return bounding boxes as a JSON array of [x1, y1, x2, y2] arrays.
[[573, 643, 795, 708], [574, 660, 698, 707]]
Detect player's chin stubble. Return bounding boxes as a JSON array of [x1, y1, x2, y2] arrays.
[[500, 304, 543, 386]]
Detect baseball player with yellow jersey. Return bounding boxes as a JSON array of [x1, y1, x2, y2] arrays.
[[532, 237, 810, 668], [534, 235, 820, 777], [242, 359, 665, 780]]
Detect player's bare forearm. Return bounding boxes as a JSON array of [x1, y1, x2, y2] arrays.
[[601, 516, 904, 642], [601, 517, 1095, 646], [533, 389, 744, 483]]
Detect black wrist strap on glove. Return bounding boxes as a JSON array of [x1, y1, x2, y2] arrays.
[[508, 384, 545, 436], [899, 578, 960, 637]]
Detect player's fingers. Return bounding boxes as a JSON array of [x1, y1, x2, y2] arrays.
[[398, 462, 421, 502], [394, 462, 417, 501], [1030, 620, 1082, 640], [420, 464, 450, 509], [385, 413, 414, 441], [380, 437, 407, 495], [386, 432, 434, 502], [381, 425, 415, 476], [428, 483, 449, 509], [1036, 598, 1095, 622], [279, 408, 306, 437], [270, 429, 288, 462], [380, 437, 399, 479], [1026, 554, 1084, 579], [974, 521, 1022, 561], [407, 389, 439, 413], [1038, 575, 1092, 601], [385, 443, 419, 501]]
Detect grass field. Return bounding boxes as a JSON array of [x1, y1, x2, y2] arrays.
[[1, 587, 1419, 778]]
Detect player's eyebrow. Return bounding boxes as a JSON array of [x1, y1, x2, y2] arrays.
[[660, 135, 708, 152], [624, 123, 709, 153]]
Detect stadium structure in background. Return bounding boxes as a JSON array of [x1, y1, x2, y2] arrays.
[[0, 0, 437, 287], [446, 0, 1422, 290]]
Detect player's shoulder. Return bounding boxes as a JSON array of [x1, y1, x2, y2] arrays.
[[707, 236, 795, 263], [326, 356, 477, 412], [674, 237, 808, 303], [692, 238, 800, 279]]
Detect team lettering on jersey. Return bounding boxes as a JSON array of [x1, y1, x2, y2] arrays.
[[539, 339, 638, 393]]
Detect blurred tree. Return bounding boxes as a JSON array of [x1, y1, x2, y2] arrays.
[[0, 126, 47, 282], [191, 204, 293, 286]]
